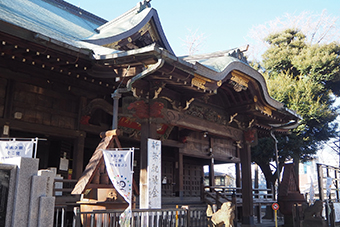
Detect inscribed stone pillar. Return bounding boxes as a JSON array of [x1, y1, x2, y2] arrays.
[[37, 196, 55, 227], [28, 175, 47, 227], [4, 157, 39, 227], [37, 169, 55, 197], [0, 163, 16, 227]]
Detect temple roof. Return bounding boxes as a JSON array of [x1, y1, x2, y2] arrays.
[[0, 0, 104, 44], [84, 2, 174, 54], [0, 0, 301, 132]]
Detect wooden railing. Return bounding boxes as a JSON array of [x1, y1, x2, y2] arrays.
[[54, 178, 80, 209], [53, 178, 80, 227], [203, 186, 275, 206], [72, 207, 207, 227], [203, 186, 276, 224]]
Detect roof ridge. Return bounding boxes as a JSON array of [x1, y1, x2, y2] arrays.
[[96, 1, 153, 32], [96, 6, 139, 31]]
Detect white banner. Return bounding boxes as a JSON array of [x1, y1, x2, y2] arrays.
[[0, 140, 34, 162], [326, 177, 332, 197], [147, 138, 162, 209], [309, 176, 315, 203], [102, 148, 134, 226], [102, 148, 134, 203]]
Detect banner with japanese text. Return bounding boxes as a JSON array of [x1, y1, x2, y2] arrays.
[[0, 140, 34, 162], [147, 138, 162, 209], [102, 148, 134, 226]]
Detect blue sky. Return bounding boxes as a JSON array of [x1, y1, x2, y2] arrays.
[[66, 0, 340, 56]]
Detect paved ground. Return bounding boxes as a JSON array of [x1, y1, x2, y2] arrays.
[[237, 218, 284, 227]]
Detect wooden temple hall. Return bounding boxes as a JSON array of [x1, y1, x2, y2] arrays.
[[0, 0, 300, 225]]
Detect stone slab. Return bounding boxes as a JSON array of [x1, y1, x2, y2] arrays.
[[28, 175, 47, 227], [3, 157, 39, 227], [38, 169, 55, 197], [37, 196, 55, 227], [0, 163, 17, 227]]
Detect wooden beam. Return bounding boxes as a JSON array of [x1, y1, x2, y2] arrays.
[[165, 109, 243, 141], [0, 118, 84, 138]]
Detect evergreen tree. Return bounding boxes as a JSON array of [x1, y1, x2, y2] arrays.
[[252, 29, 339, 195]]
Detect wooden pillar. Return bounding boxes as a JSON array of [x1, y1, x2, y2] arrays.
[[235, 162, 242, 223], [240, 141, 254, 225], [1, 79, 13, 137], [72, 132, 86, 179], [3, 79, 13, 119], [254, 164, 262, 223], [139, 121, 157, 208], [178, 153, 184, 198], [235, 144, 241, 188], [208, 137, 215, 188], [235, 163, 241, 188]]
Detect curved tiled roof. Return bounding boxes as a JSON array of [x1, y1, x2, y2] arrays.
[[83, 4, 174, 54], [0, 0, 301, 123]]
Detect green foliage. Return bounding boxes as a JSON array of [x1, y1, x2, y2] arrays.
[[262, 29, 307, 77], [293, 42, 340, 96], [263, 72, 338, 159], [252, 29, 339, 186], [262, 29, 340, 96]]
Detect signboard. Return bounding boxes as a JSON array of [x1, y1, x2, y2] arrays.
[[272, 202, 279, 211], [0, 140, 35, 162], [147, 138, 162, 209], [334, 203, 340, 222]]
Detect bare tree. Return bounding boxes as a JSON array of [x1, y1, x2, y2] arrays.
[[181, 28, 207, 56], [246, 10, 340, 61]]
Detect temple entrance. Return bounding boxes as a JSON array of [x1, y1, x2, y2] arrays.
[[183, 162, 202, 197], [162, 160, 175, 197]]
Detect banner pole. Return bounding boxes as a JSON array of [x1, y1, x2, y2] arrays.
[[33, 137, 38, 158]]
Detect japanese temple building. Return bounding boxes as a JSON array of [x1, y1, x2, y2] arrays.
[[0, 0, 301, 225]]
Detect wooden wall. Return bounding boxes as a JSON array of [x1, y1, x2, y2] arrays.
[[11, 82, 78, 129], [0, 78, 6, 118]]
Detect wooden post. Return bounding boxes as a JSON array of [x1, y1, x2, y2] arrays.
[[178, 153, 184, 199], [139, 121, 157, 208], [208, 137, 215, 189], [3, 79, 13, 119], [336, 169, 340, 201], [72, 132, 86, 179], [317, 164, 324, 201], [240, 141, 254, 225], [235, 143, 241, 188], [254, 164, 262, 223]]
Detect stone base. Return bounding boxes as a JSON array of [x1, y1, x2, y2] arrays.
[[242, 216, 254, 225], [283, 215, 294, 227], [302, 218, 327, 227]]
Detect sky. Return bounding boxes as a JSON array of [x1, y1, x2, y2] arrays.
[[66, 0, 340, 56]]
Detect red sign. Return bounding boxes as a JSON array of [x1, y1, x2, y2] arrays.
[[272, 202, 279, 211]]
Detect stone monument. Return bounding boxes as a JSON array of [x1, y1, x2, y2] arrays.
[[0, 157, 55, 227]]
